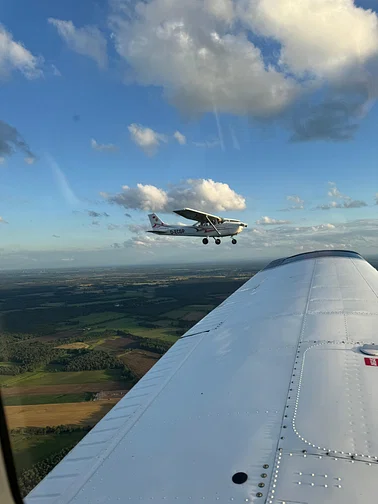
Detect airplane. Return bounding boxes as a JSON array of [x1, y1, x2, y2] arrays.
[[1, 249, 378, 504], [147, 207, 248, 245]]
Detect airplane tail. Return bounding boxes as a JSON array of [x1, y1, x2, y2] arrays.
[[148, 213, 165, 228]]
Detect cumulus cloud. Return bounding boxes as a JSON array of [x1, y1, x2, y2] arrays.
[[0, 216, 8, 224], [111, 242, 121, 248], [48, 18, 107, 69], [173, 131, 186, 145], [0, 24, 43, 80], [256, 216, 291, 226], [102, 178, 246, 213], [245, 218, 378, 255], [91, 138, 118, 152], [0, 120, 36, 161], [128, 123, 167, 155], [0, 157, 5, 164], [317, 182, 367, 210], [312, 223, 335, 231], [109, 0, 378, 141], [280, 194, 305, 211]]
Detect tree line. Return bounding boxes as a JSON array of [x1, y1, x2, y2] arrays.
[[54, 349, 124, 372]]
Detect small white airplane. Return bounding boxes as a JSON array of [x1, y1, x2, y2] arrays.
[[147, 207, 248, 245]]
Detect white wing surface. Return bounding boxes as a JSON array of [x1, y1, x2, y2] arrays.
[[173, 208, 223, 223], [26, 250, 378, 504]]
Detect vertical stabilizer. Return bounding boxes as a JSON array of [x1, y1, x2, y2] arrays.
[[148, 213, 165, 228]]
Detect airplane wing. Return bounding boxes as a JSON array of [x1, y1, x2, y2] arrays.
[[25, 250, 378, 504], [173, 207, 223, 223]]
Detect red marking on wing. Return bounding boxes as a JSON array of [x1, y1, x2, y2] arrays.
[[364, 357, 378, 366]]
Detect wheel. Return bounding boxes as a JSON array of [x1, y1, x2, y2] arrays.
[[215, 238, 221, 245], [202, 238, 209, 245], [232, 238, 237, 244]]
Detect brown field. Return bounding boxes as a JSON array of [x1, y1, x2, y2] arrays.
[[182, 311, 206, 322], [5, 399, 119, 428], [121, 350, 160, 378], [1, 382, 129, 397], [56, 342, 89, 349], [97, 337, 135, 351]]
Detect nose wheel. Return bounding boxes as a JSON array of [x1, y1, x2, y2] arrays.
[[215, 238, 221, 245], [202, 238, 209, 245], [232, 238, 237, 244]]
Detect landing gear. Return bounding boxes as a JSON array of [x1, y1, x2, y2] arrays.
[[232, 238, 237, 245], [215, 238, 221, 245], [202, 238, 209, 245]]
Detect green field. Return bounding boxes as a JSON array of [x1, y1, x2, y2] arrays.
[[86, 317, 179, 341], [162, 304, 215, 319], [60, 312, 125, 327], [0, 369, 123, 387], [11, 431, 87, 472], [3, 393, 93, 406]]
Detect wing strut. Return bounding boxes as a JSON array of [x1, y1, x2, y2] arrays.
[[206, 216, 221, 235]]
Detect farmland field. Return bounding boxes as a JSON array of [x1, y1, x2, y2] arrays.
[[11, 430, 88, 472], [3, 392, 93, 406], [5, 399, 119, 428]]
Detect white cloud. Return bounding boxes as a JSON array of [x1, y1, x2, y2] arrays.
[[0, 216, 8, 224], [91, 138, 118, 152], [287, 195, 304, 206], [317, 182, 367, 209], [327, 182, 346, 199], [173, 131, 186, 145], [256, 216, 291, 225], [109, 0, 378, 141], [244, 218, 378, 255], [102, 178, 246, 213], [128, 123, 167, 155], [0, 24, 43, 80], [312, 223, 335, 231], [48, 18, 107, 69], [280, 194, 305, 211], [0, 157, 5, 164]]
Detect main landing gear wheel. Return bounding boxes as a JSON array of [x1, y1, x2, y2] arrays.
[[232, 238, 237, 244], [215, 238, 221, 245], [202, 238, 209, 245]]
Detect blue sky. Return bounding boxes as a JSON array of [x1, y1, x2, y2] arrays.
[[1, 0, 378, 268]]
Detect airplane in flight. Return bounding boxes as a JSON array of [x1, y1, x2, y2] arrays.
[[1, 249, 378, 504], [147, 207, 248, 245]]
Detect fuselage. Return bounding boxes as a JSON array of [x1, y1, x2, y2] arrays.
[[148, 222, 246, 237]]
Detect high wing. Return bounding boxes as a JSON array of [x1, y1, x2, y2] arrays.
[[26, 250, 378, 504], [173, 207, 224, 223]]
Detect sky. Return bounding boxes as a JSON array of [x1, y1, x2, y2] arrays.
[[1, 0, 378, 269]]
